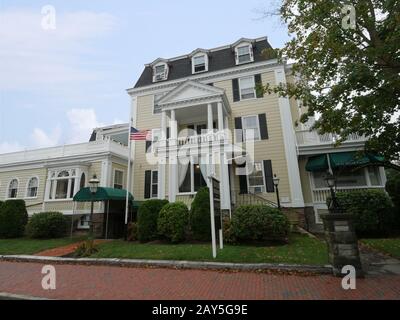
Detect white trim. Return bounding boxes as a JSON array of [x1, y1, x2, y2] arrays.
[[127, 59, 280, 97], [113, 168, 125, 189], [235, 42, 254, 65], [241, 114, 262, 141], [151, 170, 159, 199], [238, 76, 257, 101], [24, 176, 39, 199], [274, 68, 305, 207], [192, 53, 209, 74], [5, 177, 20, 200]]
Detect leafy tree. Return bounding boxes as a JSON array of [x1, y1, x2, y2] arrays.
[[260, 0, 400, 165]]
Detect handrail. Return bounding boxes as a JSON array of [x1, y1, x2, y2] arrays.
[[232, 190, 278, 208]]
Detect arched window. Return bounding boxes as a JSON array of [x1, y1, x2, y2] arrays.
[[8, 179, 18, 198], [80, 173, 86, 190], [27, 177, 38, 198]]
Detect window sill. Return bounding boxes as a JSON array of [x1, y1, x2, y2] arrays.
[[24, 197, 38, 200], [45, 199, 74, 203]]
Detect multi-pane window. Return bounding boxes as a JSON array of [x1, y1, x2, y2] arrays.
[[193, 55, 206, 73], [236, 45, 253, 64], [151, 171, 158, 198], [153, 93, 165, 114], [47, 169, 81, 200], [8, 179, 18, 198], [368, 167, 381, 186], [247, 162, 265, 194], [27, 177, 38, 198], [154, 64, 167, 82], [239, 76, 256, 100], [114, 170, 124, 189], [78, 215, 90, 229], [242, 115, 261, 141]]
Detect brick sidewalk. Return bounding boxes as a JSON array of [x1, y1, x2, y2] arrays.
[[0, 261, 399, 300]]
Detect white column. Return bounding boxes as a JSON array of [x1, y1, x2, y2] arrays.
[[207, 103, 214, 179], [168, 109, 178, 202], [218, 102, 231, 210], [158, 110, 167, 199]]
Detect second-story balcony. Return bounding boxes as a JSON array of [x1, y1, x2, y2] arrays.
[[295, 129, 367, 155]]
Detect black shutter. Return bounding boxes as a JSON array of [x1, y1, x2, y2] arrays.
[[208, 83, 214, 87], [258, 114, 269, 140], [263, 160, 274, 193], [167, 128, 170, 139], [232, 78, 240, 102], [144, 171, 152, 199], [255, 74, 264, 98], [234, 117, 243, 143], [213, 121, 217, 129], [238, 164, 248, 194], [145, 141, 152, 153]]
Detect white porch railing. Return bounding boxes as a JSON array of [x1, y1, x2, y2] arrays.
[[312, 186, 385, 204], [176, 132, 227, 147], [296, 130, 366, 146]]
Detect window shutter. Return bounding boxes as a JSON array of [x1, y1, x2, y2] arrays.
[[166, 128, 170, 139], [144, 171, 152, 199], [234, 117, 243, 143], [238, 163, 248, 194], [208, 83, 214, 87], [232, 78, 240, 102], [258, 114, 269, 140], [263, 160, 274, 193], [145, 141, 152, 153], [255, 74, 264, 98]]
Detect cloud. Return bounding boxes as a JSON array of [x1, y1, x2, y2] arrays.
[[0, 8, 116, 91], [66, 108, 103, 144], [30, 127, 62, 148]]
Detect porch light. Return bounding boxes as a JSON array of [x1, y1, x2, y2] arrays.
[[325, 173, 336, 189], [89, 175, 100, 195], [273, 174, 281, 210], [273, 175, 280, 187]]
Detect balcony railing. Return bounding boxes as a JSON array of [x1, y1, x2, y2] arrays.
[[296, 130, 366, 146], [312, 186, 385, 204]]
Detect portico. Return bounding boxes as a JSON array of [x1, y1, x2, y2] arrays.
[[155, 80, 232, 210]]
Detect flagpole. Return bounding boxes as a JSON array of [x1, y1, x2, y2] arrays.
[[124, 116, 133, 227]]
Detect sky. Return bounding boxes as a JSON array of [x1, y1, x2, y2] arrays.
[[0, 0, 289, 154]]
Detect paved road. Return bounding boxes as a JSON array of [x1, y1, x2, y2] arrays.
[[0, 261, 399, 300]]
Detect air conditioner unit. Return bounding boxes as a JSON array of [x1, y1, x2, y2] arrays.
[[155, 73, 165, 81]]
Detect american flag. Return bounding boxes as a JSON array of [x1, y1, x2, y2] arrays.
[[130, 127, 152, 141]]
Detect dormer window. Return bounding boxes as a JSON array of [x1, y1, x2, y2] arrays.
[[192, 54, 208, 74], [153, 63, 168, 82], [235, 44, 254, 65]]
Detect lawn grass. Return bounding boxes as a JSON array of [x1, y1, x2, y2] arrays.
[[361, 238, 400, 259], [0, 237, 84, 255], [91, 234, 329, 265]]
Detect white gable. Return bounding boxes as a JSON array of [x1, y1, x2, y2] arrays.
[[158, 80, 224, 105]]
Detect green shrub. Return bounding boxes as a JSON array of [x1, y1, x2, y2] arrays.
[[26, 212, 68, 239], [127, 222, 138, 242], [73, 240, 98, 257], [385, 169, 400, 230], [231, 205, 290, 242], [157, 202, 189, 243], [189, 187, 211, 241], [334, 189, 395, 236], [223, 216, 236, 244], [0, 200, 28, 238], [137, 199, 169, 242]]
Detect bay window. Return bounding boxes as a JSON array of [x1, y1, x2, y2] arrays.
[[47, 168, 87, 200]]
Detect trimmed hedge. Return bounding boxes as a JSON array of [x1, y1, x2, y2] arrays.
[[157, 202, 189, 243], [137, 199, 169, 242], [26, 212, 68, 239], [385, 169, 400, 230], [334, 189, 395, 236], [189, 187, 211, 241], [127, 222, 138, 242], [231, 205, 290, 242], [0, 200, 28, 238]]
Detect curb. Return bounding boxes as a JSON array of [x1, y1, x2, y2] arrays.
[[0, 255, 333, 275], [0, 292, 49, 300]]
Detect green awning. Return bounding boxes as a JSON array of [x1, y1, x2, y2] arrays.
[[329, 152, 384, 168], [306, 152, 384, 172], [305, 154, 329, 172], [73, 187, 134, 203]]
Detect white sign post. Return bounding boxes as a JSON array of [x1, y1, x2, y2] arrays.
[[208, 175, 218, 259]]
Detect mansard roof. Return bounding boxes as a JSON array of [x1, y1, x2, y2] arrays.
[[134, 36, 272, 88]]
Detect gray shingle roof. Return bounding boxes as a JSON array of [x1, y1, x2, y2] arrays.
[[134, 38, 272, 88]]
